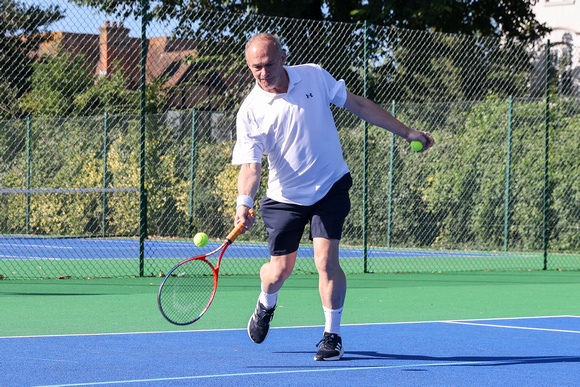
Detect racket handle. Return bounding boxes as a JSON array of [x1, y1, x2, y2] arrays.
[[226, 209, 255, 243]]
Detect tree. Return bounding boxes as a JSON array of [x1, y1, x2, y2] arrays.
[[19, 50, 94, 118], [69, 1, 550, 107], [353, 0, 549, 41], [20, 50, 159, 118], [74, 64, 141, 116], [72, 0, 549, 41], [0, 0, 63, 118]]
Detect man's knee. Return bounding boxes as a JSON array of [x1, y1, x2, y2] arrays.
[[315, 255, 343, 278], [262, 254, 296, 282], [313, 239, 340, 274]]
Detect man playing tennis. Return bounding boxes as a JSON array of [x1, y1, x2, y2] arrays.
[[233, 33, 434, 361]]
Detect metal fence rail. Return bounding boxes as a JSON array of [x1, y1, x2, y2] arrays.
[[0, 1, 579, 279]]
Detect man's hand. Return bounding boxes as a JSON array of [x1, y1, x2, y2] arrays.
[[406, 130, 435, 152], [235, 205, 256, 233]]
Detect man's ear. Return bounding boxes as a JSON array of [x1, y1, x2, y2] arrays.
[[281, 50, 287, 64]]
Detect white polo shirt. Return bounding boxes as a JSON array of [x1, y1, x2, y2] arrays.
[[232, 64, 350, 205]]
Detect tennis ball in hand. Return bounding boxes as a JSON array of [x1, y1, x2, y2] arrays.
[[410, 140, 423, 152], [194, 232, 208, 247]]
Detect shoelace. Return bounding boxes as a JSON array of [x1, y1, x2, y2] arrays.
[[256, 307, 275, 326], [316, 334, 337, 348]]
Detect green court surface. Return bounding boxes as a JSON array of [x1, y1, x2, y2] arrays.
[[1, 271, 579, 337]]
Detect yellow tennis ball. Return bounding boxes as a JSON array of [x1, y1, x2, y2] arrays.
[[194, 232, 208, 247], [410, 140, 423, 152]]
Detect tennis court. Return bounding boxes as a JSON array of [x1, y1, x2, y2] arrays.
[[2, 2, 580, 385], [0, 236, 545, 280], [1, 237, 528, 260], [1, 271, 579, 386]]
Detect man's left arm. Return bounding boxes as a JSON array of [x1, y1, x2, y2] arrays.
[[344, 90, 434, 151]]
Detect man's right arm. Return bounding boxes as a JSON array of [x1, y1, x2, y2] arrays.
[[235, 162, 261, 229]]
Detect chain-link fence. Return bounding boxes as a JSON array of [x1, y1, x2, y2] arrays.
[[1, 1, 579, 279]]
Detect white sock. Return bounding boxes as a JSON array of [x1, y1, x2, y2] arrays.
[[323, 306, 343, 336], [258, 288, 278, 309]]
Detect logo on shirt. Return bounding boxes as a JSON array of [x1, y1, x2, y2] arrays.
[[306, 93, 313, 99]]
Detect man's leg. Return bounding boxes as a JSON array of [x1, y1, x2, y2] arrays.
[[260, 253, 297, 295], [313, 237, 346, 361], [313, 238, 346, 309], [248, 252, 297, 344]]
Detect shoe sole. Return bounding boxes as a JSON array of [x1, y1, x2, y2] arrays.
[[314, 346, 344, 361], [247, 314, 269, 344]]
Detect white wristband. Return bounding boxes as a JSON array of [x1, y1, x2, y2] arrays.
[[236, 195, 254, 209]]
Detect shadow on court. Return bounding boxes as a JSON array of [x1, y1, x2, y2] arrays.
[[271, 351, 580, 365]]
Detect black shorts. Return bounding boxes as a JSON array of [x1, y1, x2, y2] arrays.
[[260, 173, 352, 256]]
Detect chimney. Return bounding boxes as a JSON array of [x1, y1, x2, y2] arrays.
[[96, 21, 130, 76]]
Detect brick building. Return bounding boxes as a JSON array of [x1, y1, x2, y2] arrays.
[[36, 21, 250, 111]]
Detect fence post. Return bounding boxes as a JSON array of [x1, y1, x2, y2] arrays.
[[102, 113, 108, 237], [139, 0, 149, 277], [188, 109, 197, 238], [542, 41, 551, 270], [503, 97, 513, 251], [386, 102, 396, 248], [362, 20, 369, 273], [26, 116, 31, 234]]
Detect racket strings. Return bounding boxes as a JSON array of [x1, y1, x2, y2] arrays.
[[159, 258, 217, 325]]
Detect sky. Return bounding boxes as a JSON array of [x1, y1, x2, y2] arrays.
[[21, 0, 178, 38]]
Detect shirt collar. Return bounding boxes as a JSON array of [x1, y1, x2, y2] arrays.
[[254, 66, 302, 104], [285, 66, 301, 92]]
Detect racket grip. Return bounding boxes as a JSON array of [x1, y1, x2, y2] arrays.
[[226, 209, 255, 243]]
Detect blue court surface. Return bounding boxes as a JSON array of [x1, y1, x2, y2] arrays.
[[1, 237, 521, 259], [2, 316, 578, 386]]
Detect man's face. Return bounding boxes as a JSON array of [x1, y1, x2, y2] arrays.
[[246, 38, 287, 93]]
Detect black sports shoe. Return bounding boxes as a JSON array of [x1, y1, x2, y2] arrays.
[[314, 332, 344, 361], [247, 301, 276, 344]]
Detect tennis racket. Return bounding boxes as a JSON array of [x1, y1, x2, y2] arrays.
[[158, 209, 254, 325]]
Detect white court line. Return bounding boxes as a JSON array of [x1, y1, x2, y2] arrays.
[[443, 320, 580, 334], [441, 315, 580, 321], [8, 317, 578, 386], [0, 243, 74, 249], [0, 255, 62, 260], [34, 355, 580, 387], [1, 315, 578, 339]]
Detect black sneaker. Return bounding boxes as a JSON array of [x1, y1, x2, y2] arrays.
[[247, 301, 276, 344], [314, 332, 344, 361]]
